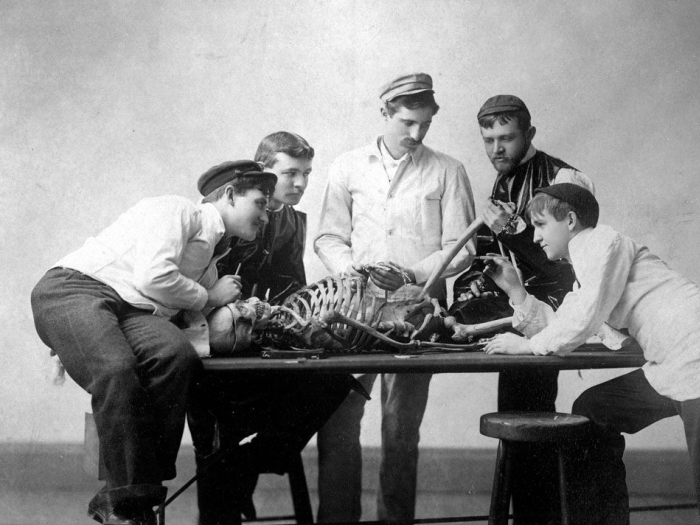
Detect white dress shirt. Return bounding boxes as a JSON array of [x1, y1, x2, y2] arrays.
[[314, 137, 476, 298], [56, 196, 228, 318], [512, 225, 700, 401]]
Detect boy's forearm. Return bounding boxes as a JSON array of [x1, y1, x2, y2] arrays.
[[507, 284, 528, 306]]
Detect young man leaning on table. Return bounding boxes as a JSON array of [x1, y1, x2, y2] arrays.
[[30, 160, 274, 525], [472, 182, 700, 525]]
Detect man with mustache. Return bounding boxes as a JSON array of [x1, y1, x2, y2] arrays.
[[314, 73, 476, 523], [451, 94, 593, 525], [218, 131, 314, 304]]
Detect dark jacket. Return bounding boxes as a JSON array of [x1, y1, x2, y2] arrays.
[[218, 205, 306, 304]]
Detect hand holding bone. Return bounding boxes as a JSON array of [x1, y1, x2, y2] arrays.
[[481, 255, 527, 304], [206, 275, 242, 307], [483, 199, 515, 234], [367, 261, 415, 291]]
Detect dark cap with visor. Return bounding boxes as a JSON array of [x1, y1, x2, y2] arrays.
[[197, 160, 277, 196], [534, 183, 599, 226]]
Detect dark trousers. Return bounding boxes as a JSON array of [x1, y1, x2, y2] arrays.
[[498, 368, 560, 525], [570, 368, 700, 525], [31, 268, 199, 511], [188, 369, 353, 525]]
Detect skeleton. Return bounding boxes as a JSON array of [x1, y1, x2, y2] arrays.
[[206, 219, 548, 356], [206, 272, 512, 356]]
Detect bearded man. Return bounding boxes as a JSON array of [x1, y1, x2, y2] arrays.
[[451, 95, 593, 525]]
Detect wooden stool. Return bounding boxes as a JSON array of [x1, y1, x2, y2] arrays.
[[480, 412, 590, 525]]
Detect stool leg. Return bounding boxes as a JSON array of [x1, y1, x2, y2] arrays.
[[489, 440, 513, 525], [157, 503, 165, 525], [557, 447, 570, 525], [287, 453, 314, 525]]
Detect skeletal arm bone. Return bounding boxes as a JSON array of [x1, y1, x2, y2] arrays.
[[444, 316, 514, 341]]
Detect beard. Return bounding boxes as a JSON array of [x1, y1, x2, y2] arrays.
[[491, 143, 530, 176]]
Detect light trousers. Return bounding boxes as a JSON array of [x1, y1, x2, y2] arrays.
[[316, 372, 432, 522]]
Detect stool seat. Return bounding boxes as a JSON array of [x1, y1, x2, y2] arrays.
[[480, 411, 591, 525], [481, 411, 590, 443]]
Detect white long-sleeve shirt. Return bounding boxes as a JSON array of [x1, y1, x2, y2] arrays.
[[513, 225, 700, 401], [55, 196, 228, 318], [314, 137, 476, 298]]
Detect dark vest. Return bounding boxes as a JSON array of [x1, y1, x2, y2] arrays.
[[492, 150, 576, 215]]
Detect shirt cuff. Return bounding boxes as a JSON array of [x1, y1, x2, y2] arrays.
[[509, 293, 536, 322], [193, 285, 209, 311]]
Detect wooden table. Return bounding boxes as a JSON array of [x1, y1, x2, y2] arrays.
[[201, 344, 647, 374], [163, 345, 656, 525]]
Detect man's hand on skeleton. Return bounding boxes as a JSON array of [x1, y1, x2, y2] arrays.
[[206, 275, 242, 307], [367, 261, 415, 291]]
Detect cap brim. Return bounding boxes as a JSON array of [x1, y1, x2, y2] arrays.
[[478, 105, 527, 119], [383, 88, 434, 102]]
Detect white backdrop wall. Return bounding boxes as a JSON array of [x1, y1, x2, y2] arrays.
[[2, 0, 699, 450]]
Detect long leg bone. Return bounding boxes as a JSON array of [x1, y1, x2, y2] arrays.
[[419, 218, 484, 300]]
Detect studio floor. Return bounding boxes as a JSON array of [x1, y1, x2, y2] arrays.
[[0, 487, 695, 525]]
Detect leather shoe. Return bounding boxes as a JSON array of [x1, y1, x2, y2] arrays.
[[88, 502, 149, 525], [139, 508, 157, 525]]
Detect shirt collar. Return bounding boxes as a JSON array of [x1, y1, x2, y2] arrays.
[[518, 144, 537, 166], [568, 226, 596, 262], [370, 136, 424, 166], [199, 201, 227, 243]]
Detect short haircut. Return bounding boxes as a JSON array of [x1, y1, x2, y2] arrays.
[[384, 91, 440, 117], [254, 131, 315, 168], [202, 174, 275, 204], [527, 193, 599, 228], [478, 109, 531, 134]]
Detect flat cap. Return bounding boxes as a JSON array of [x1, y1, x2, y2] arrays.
[[197, 160, 277, 196], [380, 72, 434, 103], [535, 183, 600, 226], [477, 94, 530, 119]]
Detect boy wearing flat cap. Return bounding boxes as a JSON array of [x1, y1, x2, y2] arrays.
[[188, 150, 353, 525], [482, 183, 700, 524], [450, 94, 594, 524], [30, 160, 275, 525], [314, 72, 476, 523], [218, 131, 314, 304]]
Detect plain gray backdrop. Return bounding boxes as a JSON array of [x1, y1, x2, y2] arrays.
[[2, 0, 698, 453]]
